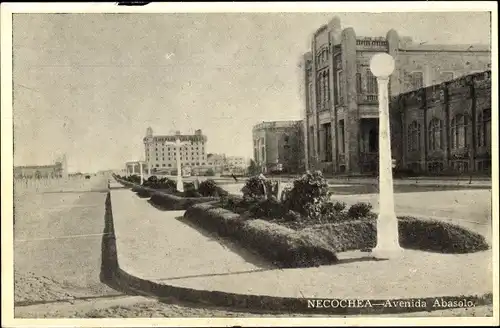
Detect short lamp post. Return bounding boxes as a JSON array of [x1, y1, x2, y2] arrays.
[[369, 53, 403, 259], [165, 137, 190, 192]]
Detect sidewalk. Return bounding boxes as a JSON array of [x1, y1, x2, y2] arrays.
[[110, 188, 492, 304]]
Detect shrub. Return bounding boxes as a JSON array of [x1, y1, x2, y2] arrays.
[[219, 195, 251, 215], [285, 171, 329, 216], [149, 191, 215, 210], [242, 175, 273, 201], [183, 182, 201, 197], [302, 220, 377, 252], [397, 216, 489, 253], [332, 201, 347, 212], [248, 198, 287, 219], [198, 179, 219, 197], [347, 202, 374, 219], [183, 204, 339, 268], [158, 177, 176, 191], [204, 168, 216, 176], [283, 210, 302, 222], [235, 219, 339, 268], [184, 203, 245, 236], [302, 216, 490, 254]]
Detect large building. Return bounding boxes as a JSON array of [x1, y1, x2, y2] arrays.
[[14, 161, 64, 179], [390, 70, 491, 175], [252, 120, 305, 174], [301, 16, 491, 174], [143, 127, 208, 174]]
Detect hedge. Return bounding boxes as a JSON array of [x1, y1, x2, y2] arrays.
[[149, 191, 218, 211], [184, 203, 339, 268], [303, 217, 489, 254]]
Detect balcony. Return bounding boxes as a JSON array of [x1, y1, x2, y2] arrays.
[[358, 94, 378, 104]]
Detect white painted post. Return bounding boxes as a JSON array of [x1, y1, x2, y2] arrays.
[[140, 162, 144, 184], [165, 137, 190, 192], [370, 53, 403, 259]]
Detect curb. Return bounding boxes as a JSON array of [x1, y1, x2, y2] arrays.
[[105, 189, 494, 315]]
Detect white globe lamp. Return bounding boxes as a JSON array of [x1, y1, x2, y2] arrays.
[[369, 53, 395, 79]]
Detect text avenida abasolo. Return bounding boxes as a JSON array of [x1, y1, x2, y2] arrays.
[[306, 298, 476, 309]]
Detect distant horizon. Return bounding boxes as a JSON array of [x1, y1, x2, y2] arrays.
[[11, 11, 491, 173]]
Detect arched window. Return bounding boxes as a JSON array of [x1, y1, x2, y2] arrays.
[[326, 70, 331, 102], [323, 71, 328, 105], [407, 121, 421, 153], [428, 118, 443, 151], [477, 112, 484, 147], [478, 109, 491, 148], [451, 114, 469, 149], [367, 70, 378, 94], [316, 74, 322, 107], [484, 109, 491, 148]]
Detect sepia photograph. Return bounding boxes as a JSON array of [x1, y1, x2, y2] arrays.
[[1, 2, 498, 327]]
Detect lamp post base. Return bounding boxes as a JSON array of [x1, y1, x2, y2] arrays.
[[370, 245, 404, 260], [371, 212, 403, 260], [176, 178, 184, 192]]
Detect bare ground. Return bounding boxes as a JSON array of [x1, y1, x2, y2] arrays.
[[15, 297, 493, 318]]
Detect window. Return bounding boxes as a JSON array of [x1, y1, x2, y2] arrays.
[[367, 70, 378, 94], [451, 114, 469, 149], [308, 83, 313, 112], [407, 121, 421, 152], [409, 72, 424, 90], [337, 70, 343, 102], [168, 164, 172, 167], [439, 71, 454, 82], [428, 118, 443, 151], [322, 123, 332, 162], [477, 109, 491, 148], [316, 74, 322, 107], [162, 164, 165, 167], [339, 120, 345, 153], [356, 73, 362, 94]]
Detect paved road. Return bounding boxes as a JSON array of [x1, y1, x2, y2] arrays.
[[14, 175, 124, 306]]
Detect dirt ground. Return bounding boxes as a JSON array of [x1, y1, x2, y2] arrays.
[[15, 296, 493, 318]]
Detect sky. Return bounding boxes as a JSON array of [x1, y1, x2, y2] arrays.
[[12, 11, 491, 173]]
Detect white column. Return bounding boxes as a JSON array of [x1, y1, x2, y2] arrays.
[[140, 162, 144, 184], [175, 138, 183, 191], [370, 53, 403, 259], [132, 164, 136, 175]]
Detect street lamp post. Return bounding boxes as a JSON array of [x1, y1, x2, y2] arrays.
[[369, 53, 403, 259], [165, 136, 190, 192], [139, 161, 144, 185]]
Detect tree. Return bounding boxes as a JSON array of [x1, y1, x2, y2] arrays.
[[248, 159, 261, 176]]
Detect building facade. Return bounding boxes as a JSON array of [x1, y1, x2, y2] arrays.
[[252, 120, 305, 173], [143, 127, 208, 174], [302, 16, 491, 174], [207, 153, 226, 174], [14, 162, 64, 179], [390, 70, 491, 175], [225, 156, 249, 175]]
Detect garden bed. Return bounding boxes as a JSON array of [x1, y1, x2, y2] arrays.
[[183, 203, 339, 268], [303, 217, 489, 254], [149, 191, 218, 211], [185, 200, 489, 269], [114, 176, 226, 210]]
